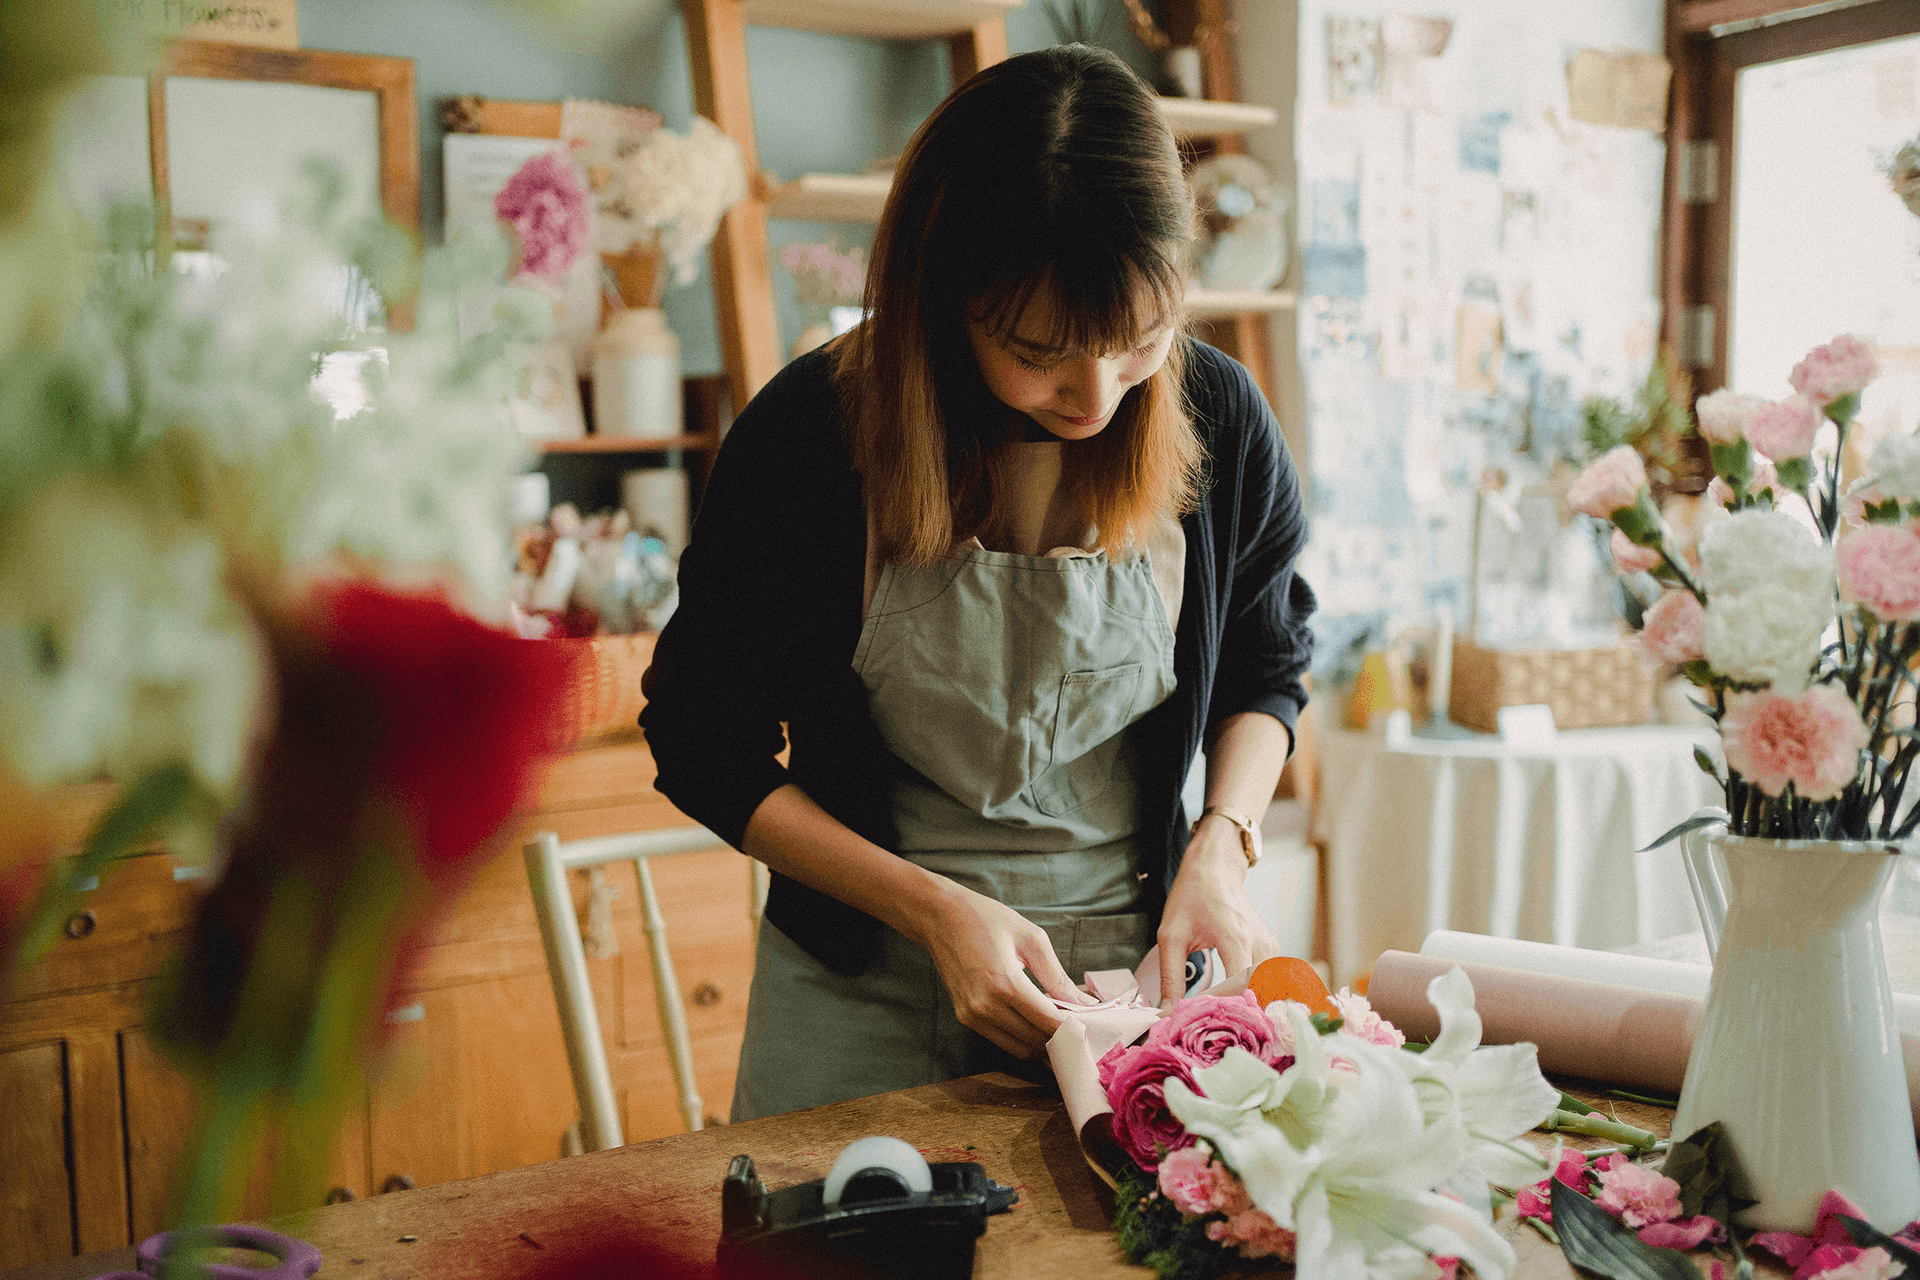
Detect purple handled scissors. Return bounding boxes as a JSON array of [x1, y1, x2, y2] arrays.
[[93, 1225, 322, 1280]]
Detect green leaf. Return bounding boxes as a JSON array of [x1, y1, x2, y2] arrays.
[[1557, 1091, 1596, 1116], [1662, 1123, 1756, 1225], [1837, 1216, 1920, 1277], [1309, 1012, 1345, 1035], [1868, 499, 1906, 525], [1709, 439, 1753, 490], [1551, 1180, 1704, 1280], [1639, 811, 1727, 854]]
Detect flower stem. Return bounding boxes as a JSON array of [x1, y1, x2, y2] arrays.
[[1537, 1108, 1659, 1150], [1525, 1216, 1563, 1247]]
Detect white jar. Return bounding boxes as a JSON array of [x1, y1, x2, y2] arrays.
[[591, 307, 682, 439]]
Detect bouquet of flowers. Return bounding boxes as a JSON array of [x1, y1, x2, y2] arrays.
[[780, 239, 867, 327], [589, 114, 748, 291], [1571, 334, 1916, 840], [1096, 967, 1560, 1280]]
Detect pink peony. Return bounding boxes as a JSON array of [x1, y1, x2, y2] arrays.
[[1722, 684, 1869, 801], [1613, 528, 1664, 574], [1697, 389, 1766, 445], [1569, 445, 1650, 519], [1641, 590, 1706, 664], [1791, 335, 1881, 406], [1156, 1143, 1223, 1216], [1331, 988, 1406, 1047], [1100, 1041, 1199, 1171], [1144, 990, 1289, 1067], [1592, 1160, 1684, 1228], [1746, 395, 1825, 460], [1837, 525, 1920, 621], [495, 151, 592, 285], [1639, 1215, 1728, 1249]]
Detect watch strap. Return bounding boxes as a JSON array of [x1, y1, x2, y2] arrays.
[[1192, 805, 1263, 867]]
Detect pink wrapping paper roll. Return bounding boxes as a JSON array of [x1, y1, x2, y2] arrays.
[[1367, 950, 1920, 1127]]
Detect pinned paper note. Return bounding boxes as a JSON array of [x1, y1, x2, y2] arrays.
[[1567, 49, 1672, 132]]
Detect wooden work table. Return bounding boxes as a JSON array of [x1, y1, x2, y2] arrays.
[[3, 1072, 1673, 1280]]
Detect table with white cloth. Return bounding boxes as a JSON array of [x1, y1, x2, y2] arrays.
[[1318, 721, 1722, 985]]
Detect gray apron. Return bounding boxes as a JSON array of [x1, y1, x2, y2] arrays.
[[730, 542, 1178, 1121]]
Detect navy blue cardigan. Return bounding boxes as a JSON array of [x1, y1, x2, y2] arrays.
[[639, 338, 1315, 975]]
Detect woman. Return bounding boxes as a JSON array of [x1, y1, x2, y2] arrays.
[[639, 44, 1315, 1122]]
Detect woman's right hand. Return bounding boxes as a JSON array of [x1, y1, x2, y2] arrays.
[[912, 878, 1096, 1059]]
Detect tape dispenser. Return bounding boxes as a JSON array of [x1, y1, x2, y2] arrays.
[[718, 1135, 1018, 1280]]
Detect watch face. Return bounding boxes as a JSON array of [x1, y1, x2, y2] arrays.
[[1184, 951, 1208, 995]]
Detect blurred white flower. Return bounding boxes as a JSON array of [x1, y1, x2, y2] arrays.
[[1870, 433, 1920, 502], [1699, 507, 1834, 601], [1703, 584, 1833, 695]]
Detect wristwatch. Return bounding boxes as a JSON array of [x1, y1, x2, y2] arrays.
[[1191, 805, 1263, 867]]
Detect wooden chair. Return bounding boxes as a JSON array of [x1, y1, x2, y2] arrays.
[[524, 826, 759, 1151]]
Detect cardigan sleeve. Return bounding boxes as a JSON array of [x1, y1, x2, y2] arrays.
[[1199, 348, 1317, 742], [637, 354, 851, 850]]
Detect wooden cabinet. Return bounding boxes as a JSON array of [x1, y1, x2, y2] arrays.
[[0, 639, 752, 1268]]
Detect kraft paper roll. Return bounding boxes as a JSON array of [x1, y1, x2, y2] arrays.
[[1367, 944, 1920, 1128]]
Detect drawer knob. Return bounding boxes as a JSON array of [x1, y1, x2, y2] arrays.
[[325, 1186, 356, 1205], [64, 910, 96, 940], [691, 982, 722, 1008], [381, 1174, 416, 1194]]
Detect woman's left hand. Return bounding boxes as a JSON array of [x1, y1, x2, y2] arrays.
[[1155, 818, 1280, 1007]]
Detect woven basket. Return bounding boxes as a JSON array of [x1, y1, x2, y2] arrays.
[[551, 632, 656, 745], [1446, 639, 1655, 733]]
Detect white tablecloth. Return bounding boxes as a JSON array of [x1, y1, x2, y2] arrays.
[[1319, 723, 1723, 985]]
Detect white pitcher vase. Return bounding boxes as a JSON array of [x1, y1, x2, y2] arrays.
[[1671, 814, 1919, 1232]]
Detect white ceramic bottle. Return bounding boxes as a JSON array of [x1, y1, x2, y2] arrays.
[[591, 307, 682, 439]]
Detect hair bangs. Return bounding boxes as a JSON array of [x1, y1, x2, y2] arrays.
[[970, 247, 1187, 358]]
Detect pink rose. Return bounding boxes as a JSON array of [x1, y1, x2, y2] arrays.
[[1639, 1215, 1728, 1249], [1612, 528, 1663, 574], [1696, 389, 1766, 445], [1722, 684, 1869, 801], [1837, 525, 1920, 621], [1100, 1041, 1199, 1171], [495, 151, 591, 285], [1592, 1160, 1684, 1228], [1746, 395, 1824, 460], [1144, 990, 1289, 1067], [1791, 335, 1880, 405], [1331, 988, 1406, 1047], [1155, 1143, 1222, 1216], [1641, 590, 1705, 664], [1569, 445, 1649, 519]]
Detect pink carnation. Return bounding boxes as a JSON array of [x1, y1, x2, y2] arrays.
[[495, 151, 591, 285], [1641, 590, 1705, 664], [1846, 482, 1889, 528], [1639, 1215, 1728, 1249], [1331, 988, 1406, 1047], [1791, 335, 1881, 405], [1569, 445, 1650, 519], [1205, 1202, 1298, 1261], [1156, 1143, 1223, 1216], [1746, 395, 1824, 460], [1592, 1161, 1683, 1228], [1612, 528, 1663, 574], [1707, 459, 1781, 509], [1145, 990, 1288, 1067], [1722, 684, 1869, 801], [1100, 1041, 1199, 1171], [1837, 525, 1920, 621], [1696, 389, 1766, 445]]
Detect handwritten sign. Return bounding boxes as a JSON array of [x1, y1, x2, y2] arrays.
[[98, 0, 299, 50]]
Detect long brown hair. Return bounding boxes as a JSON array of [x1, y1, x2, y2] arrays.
[[836, 44, 1204, 567]]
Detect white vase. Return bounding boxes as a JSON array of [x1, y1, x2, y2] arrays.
[[592, 307, 681, 439], [1669, 823, 1919, 1232]]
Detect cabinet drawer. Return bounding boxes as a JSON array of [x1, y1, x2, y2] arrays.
[[11, 851, 203, 1000]]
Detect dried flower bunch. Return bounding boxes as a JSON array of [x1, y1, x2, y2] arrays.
[[779, 239, 867, 323], [1573, 334, 1920, 840], [589, 115, 749, 286], [494, 150, 592, 287]]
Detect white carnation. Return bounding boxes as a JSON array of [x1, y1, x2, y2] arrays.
[[1698, 508, 1834, 599], [1702, 583, 1832, 694], [1871, 433, 1920, 501]]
